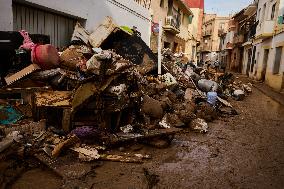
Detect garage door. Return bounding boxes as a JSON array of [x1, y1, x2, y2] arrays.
[[13, 3, 77, 47]]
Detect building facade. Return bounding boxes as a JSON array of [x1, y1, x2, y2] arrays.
[[0, 0, 151, 47], [240, 4, 257, 76], [219, 19, 233, 69], [252, 0, 284, 91], [221, 4, 257, 73], [149, 0, 194, 59], [199, 14, 230, 62], [184, 0, 204, 62]]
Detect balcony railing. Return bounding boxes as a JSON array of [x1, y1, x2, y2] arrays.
[[255, 20, 275, 39], [203, 29, 212, 36], [233, 34, 244, 44], [218, 28, 226, 36], [228, 19, 236, 31], [163, 16, 181, 34], [226, 42, 233, 50], [133, 0, 151, 9], [200, 43, 211, 52]]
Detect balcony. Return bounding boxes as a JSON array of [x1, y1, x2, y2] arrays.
[[244, 4, 257, 16], [200, 44, 212, 52], [218, 28, 226, 37], [197, 45, 202, 52], [255, 20, 275, 39], [228, 19, 236, 31], [233, 34, 244, 44], [163, 16, 180, 34], [133, 0, 151, 9], [203, 30, 212, 36], [226, 42, 233, 50]]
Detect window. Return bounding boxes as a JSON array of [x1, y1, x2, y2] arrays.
[[160, 0, 164, 8], [189, 15, 193, 24], [192, 46, 196, 59], [168, 0, 173, 15], [273, 47, 283, 74], [258, 8, 261, 21], [164, 42, 171, 49], [271, 3, 276, 20], [262, 3, 266, 22], [219, 23, 225, 30]]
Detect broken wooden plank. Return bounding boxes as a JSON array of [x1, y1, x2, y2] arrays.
[[52, 135, 80, 158], [62, 108, 72, 132], [72, 82, 98, 111], [35, 91, 72, 107], [71, 146, 100, 161], [108, 128, 181, 146], [217, 96, 233, 108], [5, 64, 40, 85], [71, 22, 90, 45], [89, 16, 118, 48], [99, 154, 146, 164]]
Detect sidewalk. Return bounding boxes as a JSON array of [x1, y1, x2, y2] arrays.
[[252, 82, 284, 106], [233, 73, 284, 106]]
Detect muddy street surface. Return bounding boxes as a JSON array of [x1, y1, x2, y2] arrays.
[[4, 86, 284, 189]]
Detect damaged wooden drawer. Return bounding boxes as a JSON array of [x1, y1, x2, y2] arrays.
[[35, 91, 72, 107], [34, 91, 73, 132]]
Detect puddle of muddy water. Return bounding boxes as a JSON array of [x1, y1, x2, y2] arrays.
[[265, 100, 284, 116]]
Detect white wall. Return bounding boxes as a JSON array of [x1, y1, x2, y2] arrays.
[[0, 0, 13, 30], [90, 0, 151, 44], [0, 0, 151, 45], [252, 32, 284, 78], [266, 33, 284, 73]]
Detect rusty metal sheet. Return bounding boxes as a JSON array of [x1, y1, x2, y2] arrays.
[[35, 91, 72, 107]]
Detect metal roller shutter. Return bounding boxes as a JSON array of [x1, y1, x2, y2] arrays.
[[13, 3, 77, 47]]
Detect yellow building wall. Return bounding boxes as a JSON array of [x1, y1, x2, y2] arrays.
[[253, 31, 284, 91], [150, 0, 195, 59]]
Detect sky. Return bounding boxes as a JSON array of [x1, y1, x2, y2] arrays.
[[205, 0, 254, 16]]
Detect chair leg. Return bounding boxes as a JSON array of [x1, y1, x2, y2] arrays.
[[62, 109, 72, 132]]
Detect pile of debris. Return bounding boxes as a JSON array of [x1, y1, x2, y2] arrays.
[[0, 17, 252, 173]]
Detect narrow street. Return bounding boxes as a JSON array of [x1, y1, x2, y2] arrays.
[[92, 85, 284, 189], [10, 84, 284, 189], [1, 0, 284, 188]]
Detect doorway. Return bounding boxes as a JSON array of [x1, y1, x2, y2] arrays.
[[261, 49, 269, 81], [239, 48, 244, 73], [246, 49, 252, 76], [164, 42, 171, 49], [173, 42, 178, 53], [250, 47, 256, 73]]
